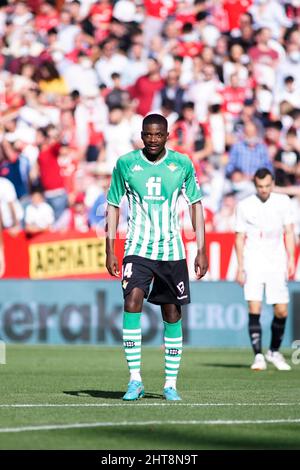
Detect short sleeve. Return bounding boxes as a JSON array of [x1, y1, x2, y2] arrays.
[[107, 159, 126, 207], [282, 195, 295, 226], [181, 158, 202, 205], [235, 202, 247, 233]]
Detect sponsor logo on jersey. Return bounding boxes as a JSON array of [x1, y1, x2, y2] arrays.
[[144, 176, 166, 201], [132, 164, 143, 172], [124, 340, 135, 348], [122, 280, 128, 289]]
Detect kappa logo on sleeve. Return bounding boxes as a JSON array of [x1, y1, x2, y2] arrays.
[[132, 164, 143, 172]]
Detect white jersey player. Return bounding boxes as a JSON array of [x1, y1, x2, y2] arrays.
[[235, 168, 295, 371]]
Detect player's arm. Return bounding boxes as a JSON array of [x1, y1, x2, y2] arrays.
[[190, 201, 208, 279], [235, 231, 246, 286], [0, 208, 5, 277], [105, 159, 126, 277], [105, 203, 120, 277], [284, 223, 295, 278]]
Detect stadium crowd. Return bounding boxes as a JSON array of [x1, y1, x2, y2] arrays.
[[0, 0, 299, 238]]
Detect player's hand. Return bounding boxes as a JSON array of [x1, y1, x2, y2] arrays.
[[236, 268, 246, 286], [106, 253, 120, 277], [0, 249, 5, 278], [194, 250, 208, 279]]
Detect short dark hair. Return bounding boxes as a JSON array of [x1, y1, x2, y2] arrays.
[[254, 168, 273, 180], [284, 75, 294, 83], [142, 114, 168, 131]]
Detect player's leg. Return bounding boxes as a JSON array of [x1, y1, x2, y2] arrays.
[[265, 303, 291, 370], [148, 259, 189, 399], [264, 275, 291, 370], [247, 301, 266, 370], [161, 304, 182, 401], [121, 257, 153, 400], [244, 271, 266, 370], [248, 301, 263, 355]]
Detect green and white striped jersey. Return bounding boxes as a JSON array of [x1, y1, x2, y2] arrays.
[[107, 149, 203, 261]]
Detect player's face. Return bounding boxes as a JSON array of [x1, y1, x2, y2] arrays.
[[254, 175, 273, 202], [141, 123, 169, 160]]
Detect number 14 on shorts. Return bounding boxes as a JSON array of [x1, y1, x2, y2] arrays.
[[123, 263, 133, 279]]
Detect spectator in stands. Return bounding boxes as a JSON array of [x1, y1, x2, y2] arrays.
[[226, 122, 272, 178], [264, 120, 283, 161], [38, 61, 69, 95], [223, 43, 249, 88], [95, 37, 129, 88], [169, 101, 212, 164], [0, 0, 298, 241], [24, 187, 55, 235], [128, 57, 164, 116], [152, 69, 186, 115], [274, 128, 300, 187], [233, 98, 264, 141], [100, 106, 135, 174], [213, 192, 237, 232], [105, 72, 131, 110], [227, 169, 255, 201], [206, 101, 227, 169], [0, 138, 31, 200], [275, 76, 300, 111], [65, 192, 89, 233], [37, 126, 68, 220], [221, 72, 248, 129]]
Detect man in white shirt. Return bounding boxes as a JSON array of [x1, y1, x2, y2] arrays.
[[25, 189, 55, 234], [235, 168, 295, 371]]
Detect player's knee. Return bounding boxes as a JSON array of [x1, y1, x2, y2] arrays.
[[124, 289, 144, 312], [162, 305, 181, 323], [274, 307, 288, 319]]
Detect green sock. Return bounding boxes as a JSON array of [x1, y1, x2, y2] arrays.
[[123, 312, 142, 382], [164, 319, 183, 390]]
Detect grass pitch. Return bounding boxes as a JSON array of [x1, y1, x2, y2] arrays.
[[0, 345, 299, 450]]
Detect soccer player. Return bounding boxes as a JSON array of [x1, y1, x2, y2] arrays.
[[106, 113, 208, 401], [235, 168, 295, 371]]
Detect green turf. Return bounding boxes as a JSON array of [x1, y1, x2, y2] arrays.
[[0, 345, 299, 449]]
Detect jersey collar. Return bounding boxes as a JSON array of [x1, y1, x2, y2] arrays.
[[139, 149, 169, 165]]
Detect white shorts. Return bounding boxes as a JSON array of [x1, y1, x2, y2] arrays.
[[244, 270, 289, 305]]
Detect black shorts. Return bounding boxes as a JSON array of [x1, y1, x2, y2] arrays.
[[122, 255, 190, 305]]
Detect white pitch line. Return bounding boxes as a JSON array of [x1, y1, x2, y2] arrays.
[[1, 418, 300, 433], [0, 402, 299, 408]]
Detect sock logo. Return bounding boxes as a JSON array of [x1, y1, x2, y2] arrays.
[[251, 333, 260, 345], [124, 340, 135, 348], [168, 348, 179, 356]]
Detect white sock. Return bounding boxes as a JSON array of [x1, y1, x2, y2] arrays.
[[130, 371, 142, 382], [164, 378, 176, 390]]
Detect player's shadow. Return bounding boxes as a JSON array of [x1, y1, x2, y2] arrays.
[[63, 390, 162, 400], [202, 363, 250, 369]]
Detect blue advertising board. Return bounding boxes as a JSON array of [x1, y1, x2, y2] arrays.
[[0, 280, 298, 347]]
